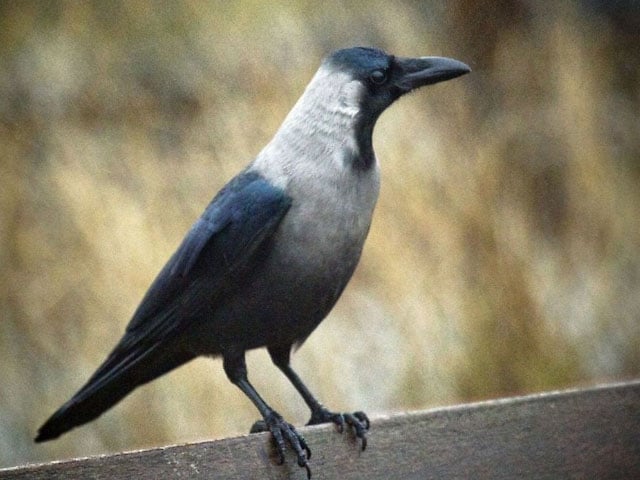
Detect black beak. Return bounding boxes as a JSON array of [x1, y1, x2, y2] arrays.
[[395, 56, 470, 93]]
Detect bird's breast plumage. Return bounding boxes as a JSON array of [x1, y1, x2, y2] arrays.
[[200, 145, 380, 351], [256, 159, 379, 346]]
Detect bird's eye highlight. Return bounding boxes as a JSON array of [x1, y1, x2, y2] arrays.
[[369, 69, 388, 85]]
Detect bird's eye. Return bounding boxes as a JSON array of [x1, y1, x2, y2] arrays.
[[369, 69, 388, 85]]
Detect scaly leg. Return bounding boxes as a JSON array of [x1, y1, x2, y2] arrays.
[[268, 344, 369, 450], [223, 352, 311, 478]]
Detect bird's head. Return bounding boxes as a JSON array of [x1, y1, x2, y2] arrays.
[[321, 46, 470, 124], [266, 46, 470, 172]]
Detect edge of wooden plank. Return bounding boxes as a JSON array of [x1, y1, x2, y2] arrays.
[[3, 379, 639, 479]]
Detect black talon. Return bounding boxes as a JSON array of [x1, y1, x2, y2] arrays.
[[262, 411, 310, 472], [354, 411, 370, 430], [249, 419, 267, 434], [343, 412, 369, 450], [306, 406, 369, 450], [302, 437, 312, 460]]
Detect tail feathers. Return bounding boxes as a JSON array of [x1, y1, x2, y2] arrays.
[[35, 342, 192, 442]]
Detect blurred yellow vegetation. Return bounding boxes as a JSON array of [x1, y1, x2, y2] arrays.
[[1, 0, 639, 468]]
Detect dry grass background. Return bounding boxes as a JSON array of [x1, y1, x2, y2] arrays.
[[1, 0, 639, 468]]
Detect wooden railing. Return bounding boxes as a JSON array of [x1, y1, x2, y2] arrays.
[[2, 380, 638, 479]]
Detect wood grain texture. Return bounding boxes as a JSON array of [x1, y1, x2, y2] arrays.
[[3, 381, 639, 479]]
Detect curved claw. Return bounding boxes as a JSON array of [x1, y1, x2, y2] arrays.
[[343, 412, 369, 451], [249, 419, 268, 434], [307, 407, 370, 450], [354, 411, 371, 430], [263, 412, 312, 477]]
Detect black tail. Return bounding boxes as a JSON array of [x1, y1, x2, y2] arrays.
[[35, 340, 193, 442]]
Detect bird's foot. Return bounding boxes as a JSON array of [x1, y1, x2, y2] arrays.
[[307, 407, 370, 450], [250, 412, 312, 479]]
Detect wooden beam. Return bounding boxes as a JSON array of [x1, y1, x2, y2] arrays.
[[3, 380, 639, 479]]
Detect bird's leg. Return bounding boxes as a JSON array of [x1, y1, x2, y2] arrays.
[[222, 353, 311, 478], [268, 345, 369, 450]]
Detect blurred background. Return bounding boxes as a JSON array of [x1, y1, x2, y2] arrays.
[[1, 0, 639, 468]]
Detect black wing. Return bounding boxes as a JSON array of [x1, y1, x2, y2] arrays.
[[35, 170, 291, 441], [125, 170, 292, 341]]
